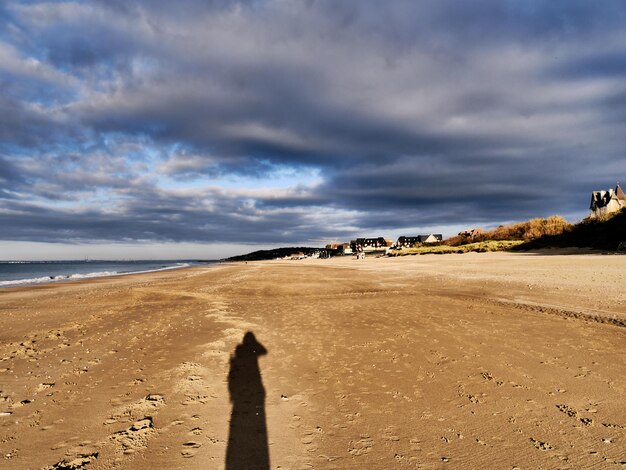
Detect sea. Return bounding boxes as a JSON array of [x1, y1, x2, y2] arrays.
[[0, 260, 215, 288]]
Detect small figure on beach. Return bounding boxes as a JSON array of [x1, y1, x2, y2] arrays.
[[225, 332, 269, 470]]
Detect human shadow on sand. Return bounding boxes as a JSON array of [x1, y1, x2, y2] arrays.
[[225, 331, 269, 470]]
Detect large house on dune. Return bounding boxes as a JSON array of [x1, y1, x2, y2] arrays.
[[351, 237, 394, 252], [396, 234, 443, 248], [589, 183, 625, 218]]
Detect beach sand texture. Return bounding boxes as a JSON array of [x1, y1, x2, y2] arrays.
[[0, 252, 624, 469]]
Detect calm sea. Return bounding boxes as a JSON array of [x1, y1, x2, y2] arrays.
[[0, 260, 215, 288]]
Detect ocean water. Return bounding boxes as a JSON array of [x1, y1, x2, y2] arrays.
[[0, 260, 214, 288]]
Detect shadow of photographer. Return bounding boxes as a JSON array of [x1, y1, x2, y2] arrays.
[[225, 331, 269, 470]]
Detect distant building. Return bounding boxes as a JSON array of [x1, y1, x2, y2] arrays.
[[351, 237, 392, 253], [396, 234, 443, 247], [325, 242, 353, 255], [397, 236, 421, 248], [420, 234, 443, 244], [590, 183, 625, 218]]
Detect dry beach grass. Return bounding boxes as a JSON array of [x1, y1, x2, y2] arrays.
[[0, 252, 624, 469]]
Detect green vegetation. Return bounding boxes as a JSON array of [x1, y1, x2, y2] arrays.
[[390, 215, 570, 256], [225, 247, 320, 261], [389, 240, 523, 256], [227, 209, 626, 262]]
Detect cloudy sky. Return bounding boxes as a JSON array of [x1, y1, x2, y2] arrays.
[[1, 1, 625, 259]]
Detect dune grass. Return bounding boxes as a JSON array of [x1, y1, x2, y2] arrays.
[[516, 208, 626, 251], [389, 240, 524, 256], [446, 215, 572, 246]]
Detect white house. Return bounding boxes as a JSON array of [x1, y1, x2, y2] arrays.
[[590, 184, 625, 218]]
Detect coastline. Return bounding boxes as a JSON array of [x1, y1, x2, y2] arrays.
[[0, 254, 624, 468], [0, 261, 211, 289]]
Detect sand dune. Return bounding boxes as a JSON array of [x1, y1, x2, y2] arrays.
[[0, 253, 624, 468]]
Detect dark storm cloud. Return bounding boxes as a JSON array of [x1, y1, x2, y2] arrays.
[[553, 52, 626, 80], [0, 155, 22, 187], [1, 0, 626, 246], [0, 186, 351, 244]]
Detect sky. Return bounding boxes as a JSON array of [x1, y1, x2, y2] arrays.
[[1, 0, 625, 260]]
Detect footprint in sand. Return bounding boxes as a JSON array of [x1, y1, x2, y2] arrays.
[[182, 394, 209, 405], [381, 426, 400, 442], [12, 398, 33, 408], [529, 437, 553, 451], [145, 394, 165, 405], [110, 417, 155, 454], [556, 404, 577, 418], [181, 441, 201, 458], [409, 438, 421, 451], [47, 451, 99, 469], [348, 436, 374, 456], [37, 383, 55, 392]]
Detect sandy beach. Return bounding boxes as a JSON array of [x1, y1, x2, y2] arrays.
[[0, 252, 624, 469]]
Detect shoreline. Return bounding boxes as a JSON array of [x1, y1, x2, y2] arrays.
[[0, 261, 214, 290], [1, 253, 624, 468]]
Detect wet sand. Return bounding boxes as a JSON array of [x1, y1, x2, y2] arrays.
[[0, 252, 624, 469]]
